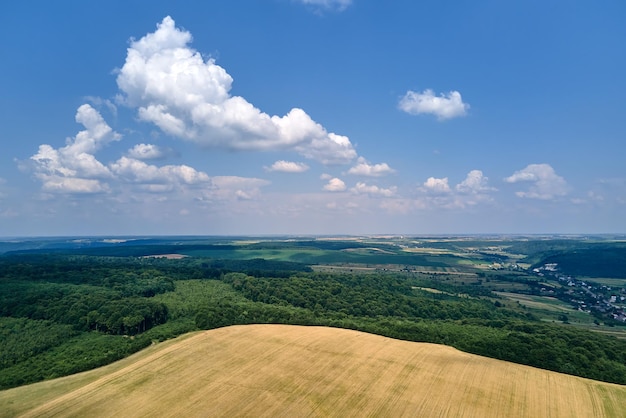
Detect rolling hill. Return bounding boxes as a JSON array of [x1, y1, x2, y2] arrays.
[[1, 325, 624, 417]]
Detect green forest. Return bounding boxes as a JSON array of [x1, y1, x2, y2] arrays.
[[1, 244, 626, 390]]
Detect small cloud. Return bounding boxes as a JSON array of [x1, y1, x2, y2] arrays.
[[323, 177, 346, 192], [85, 96, 118, 118], [399, 89, 469, 120], [265, 160, 310, 173], [379, 199, 415, 214], [41, 178, 110, 194], [348, 157, 395, 177], [28, 104, 120, 194], [415, 170, 496, 210], [211, 176, 270, 190], [0, 207, 19, 218], [597, 177, 626, 187], [296, 0, 352, 12], [204, 176, 270, 201], [456, 170, 496, 194], [587, 191, 604, 201], [127, 143, 168, 160], [504, 163, 568, 200], [235, 190, 253, 200], [110, 156, 211, 187], [421, 177, 451, 194], [351, 182, 397, 197]]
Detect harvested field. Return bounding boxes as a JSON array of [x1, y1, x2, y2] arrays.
[[496, 292, 576, 313], [1, 325, 625, 417]]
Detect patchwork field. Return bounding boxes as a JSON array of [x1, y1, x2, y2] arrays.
[[1, 325, 624, 418], [496, 292, 575, 313]]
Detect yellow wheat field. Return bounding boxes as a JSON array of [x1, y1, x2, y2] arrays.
[[1, 325, 625, 417]]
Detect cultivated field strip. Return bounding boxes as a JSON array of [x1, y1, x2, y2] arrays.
[[5, 325, 626, 417]]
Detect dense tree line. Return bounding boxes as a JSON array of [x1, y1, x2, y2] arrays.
[[0, 329, 151, 389], [534, 244, 626, 278], [189, 290, 626, 385], [1, 279, 168, 335], [0, 254, 310, 282], [2, 253, 626, 389], [209, 273, 626, 384], [0, 317, 77, 369], [222, 272, 523, 321]]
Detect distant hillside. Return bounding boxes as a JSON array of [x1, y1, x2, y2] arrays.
[[533, 244, 626, 278], [1, 325, 624, 418]]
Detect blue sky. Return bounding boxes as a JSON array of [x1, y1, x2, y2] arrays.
[[1, 0, 625, 236]]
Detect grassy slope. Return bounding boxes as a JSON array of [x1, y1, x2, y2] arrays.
[[1, 325, 624, 418]]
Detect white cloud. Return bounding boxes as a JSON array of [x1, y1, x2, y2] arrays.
[[203, 176, 270, 201], [0, 180, 8, 200], [348, 157, 395, 177], [399, 89, 469, 120], [211, 176, 270, 190], [351, 182, 397, 197], [587, 191, 604, 202], [421, 177, 451, 194], [323, 177, 346, 192], [66, 104, 121, 154], [127, 143, 167, 160], [379, 198, 417, 214], [85, 96, 118, 118], [29, 104, 120, 194], [505, 163, 568, 200], [296, 0, 352, 12], [110, 156, 211, 189], [265, 160, 310, 173], [413, 170, 497, 210], [27, 104, 218, 198], [456, 170, 496, 194], [294, 132, 356, 165], [38, 177, 110, 194], [116, 16, 357, 164]]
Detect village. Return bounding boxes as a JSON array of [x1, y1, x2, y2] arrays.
[[532, 263, 626, 324]]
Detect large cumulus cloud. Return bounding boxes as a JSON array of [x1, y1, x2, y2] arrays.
[[116, 16, 357, 165]]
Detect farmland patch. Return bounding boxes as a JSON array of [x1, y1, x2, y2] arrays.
[[3, 325, 625, 418]]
